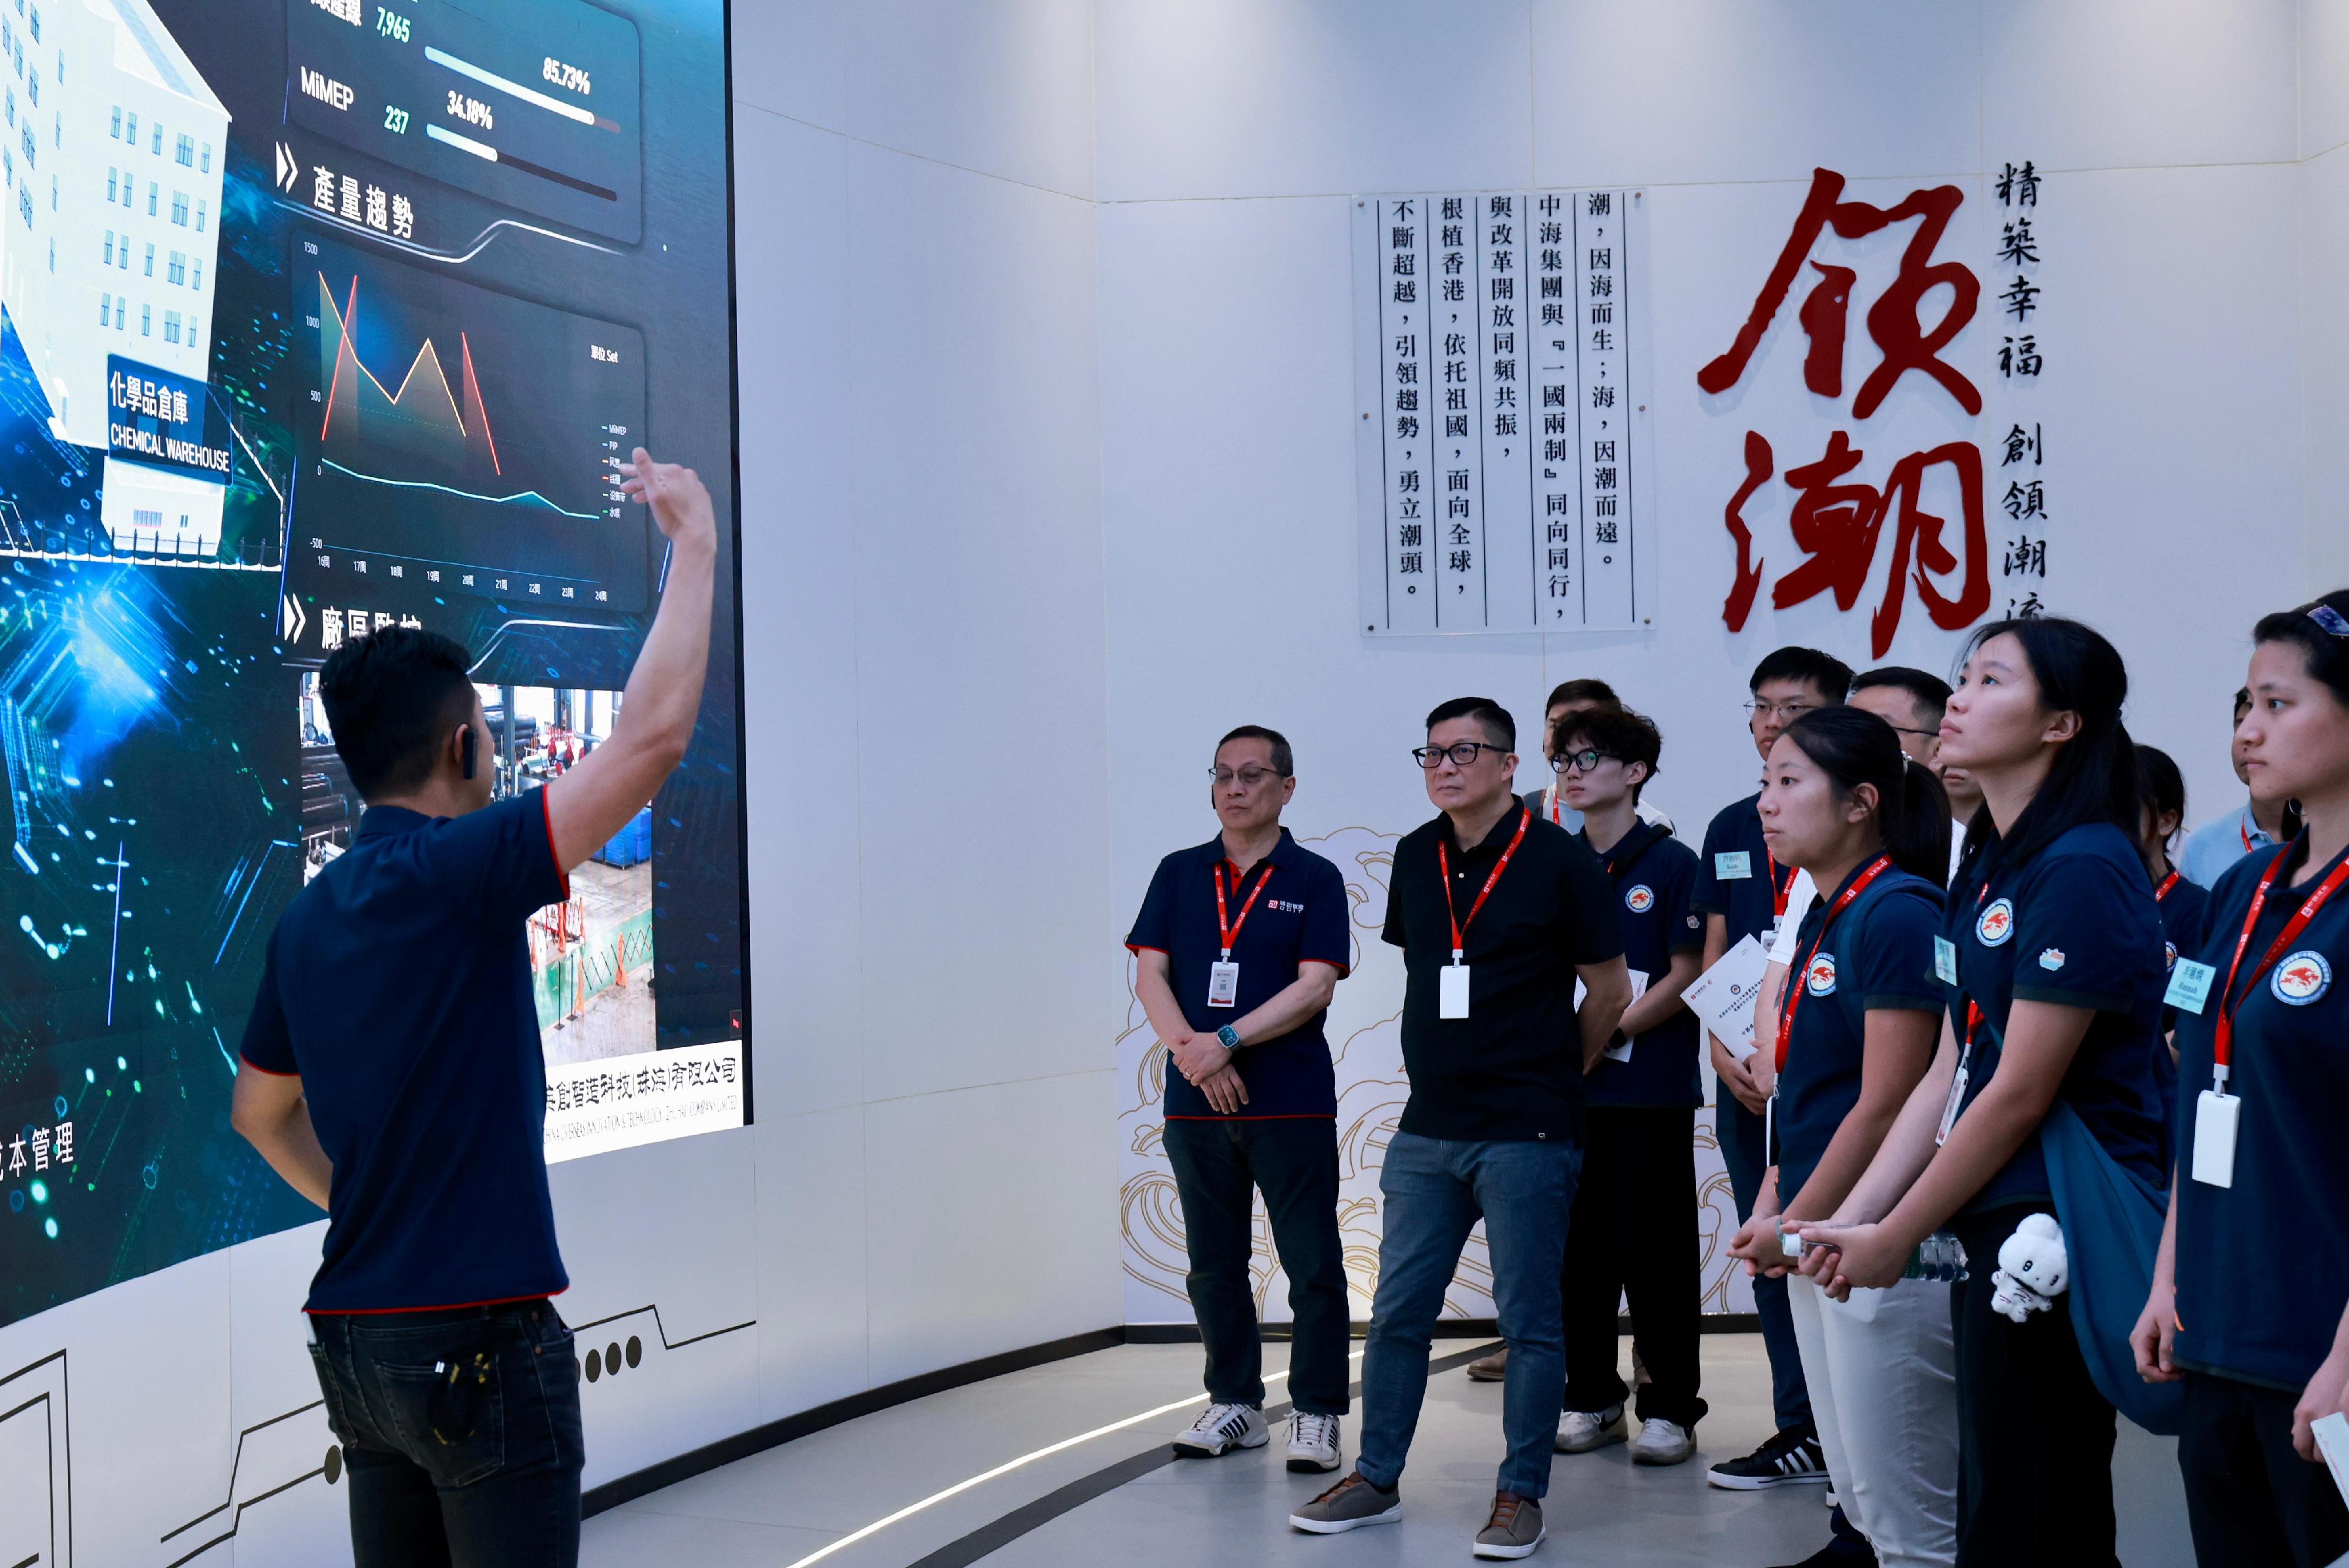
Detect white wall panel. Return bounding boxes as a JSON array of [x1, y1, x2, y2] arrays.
[[2307, 0, 2349, 159], [731, 0, 1096, 198], [1094, 0, 1536, 203], [863, 1072, 1122, 1384], [1981, 0, 2298, 171], [738, 105, 869, 1120], [2302, 143, 2349, 588], [1531, 1, 1983, 191]]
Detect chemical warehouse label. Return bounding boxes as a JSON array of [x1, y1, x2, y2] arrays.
[[107, 356, 231, 483]]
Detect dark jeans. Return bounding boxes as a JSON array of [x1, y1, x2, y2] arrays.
[[308, 1299, 584, 1568], [1719, 1095, 1812, 1434], [1950, 1206, 2116, 1568], [1358, 1129, 1581, 1499], [2179, 1370, 2349, 1568], [1563, 1105, 1707, 1428], [1161, 1116, 1351, 1416]]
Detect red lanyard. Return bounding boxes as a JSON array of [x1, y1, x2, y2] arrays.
[[1547, 786, 1563, 826], [2241, 815, 2254, 854], [1767, 849, 1793, 919], [1438, 807, 1532, 959], [1774, 857, 1892, 1072], [2155, 870, 2181, 904], [1213, 860, 1274, 961], [2212, 843, 2349, 1074]]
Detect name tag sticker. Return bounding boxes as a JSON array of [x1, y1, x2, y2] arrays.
[[1934, 936, 1959, 985], [1439, 964, 1472, 1019], [1715, 851, 1753, 881], [2164, 958, 2217, 1015], [1207, 961, 1240, 1008], [2192, 1090, 2239, 1188]]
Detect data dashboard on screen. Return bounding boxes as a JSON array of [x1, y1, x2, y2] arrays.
[[0, 0, 743, 1331]]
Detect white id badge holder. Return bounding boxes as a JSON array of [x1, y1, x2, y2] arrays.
[[1439, 958, 1471, 1019], [2192, 1078, 2239, 1188], [1207, 961, 1240, 1008]]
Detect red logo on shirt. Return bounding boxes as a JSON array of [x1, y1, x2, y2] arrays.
[[1976, 898, 2015, 947], [2273, 950, 2331, 1005], [1624, 884, 1655, 914]]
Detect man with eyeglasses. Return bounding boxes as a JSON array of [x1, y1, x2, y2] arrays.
[[1520, 679, 1676, 835], [1128, 725, 1355, 1473], [1291, 698, 1631, 1559], [1690, 647, 1867, 1528]]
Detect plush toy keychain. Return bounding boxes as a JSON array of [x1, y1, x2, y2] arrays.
[[1989, 1212, 2070, 1323]]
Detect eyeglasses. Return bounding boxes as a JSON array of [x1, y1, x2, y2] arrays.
[[1549, 748, 1616, 774], [1413, 741, 1500, 769], [1744, 699, 1815, 723], [1887, 725, 1940, 741], [1209, 766, 1283, 789]]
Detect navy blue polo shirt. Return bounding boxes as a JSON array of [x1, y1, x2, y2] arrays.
[[1941, 822, 2170, 1214], [2172, 839, 2349, 1391], [1773, 863, 1944, 1203], [1126, 829, 1352, 1119], [1577, 821, 1705, 1109], [241, 790, 571, 1313], [1382, 809, 1623, 1143], [1692, 791, 1800, 947]]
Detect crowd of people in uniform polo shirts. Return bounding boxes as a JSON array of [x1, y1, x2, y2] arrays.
[[1126, 597, 2349, 1567]]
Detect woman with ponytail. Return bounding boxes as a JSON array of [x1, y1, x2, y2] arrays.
[[2135, 593, 2349, 1567], [1725, 706, 1956, 1567], [1795, 618, 2170, 1567]]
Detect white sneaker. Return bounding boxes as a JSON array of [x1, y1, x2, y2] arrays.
[[1554, 1403, 1626, 1453], [1630, 1416, 1695, 1466], [1173, 1402, 1269, 1458], [1287, 1412, 1343, 1473]]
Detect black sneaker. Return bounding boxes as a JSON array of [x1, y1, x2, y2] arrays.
[[1706, 1427, 1829, 1490]]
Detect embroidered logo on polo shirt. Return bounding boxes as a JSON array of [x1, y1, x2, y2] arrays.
[[1624, 884, 1655, 913], [1267, 899, 1306, 914], [1976, 898, 2015, 947], [1805, 953, 1838, 996], [2272, 950, 2332, 1005], [2165, 941, 2179, 972], [2038, 948, 2066, 971]]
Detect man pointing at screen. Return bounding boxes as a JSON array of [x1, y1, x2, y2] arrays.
[[231, 449, 716, 1567]]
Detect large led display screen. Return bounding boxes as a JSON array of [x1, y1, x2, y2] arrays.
[[0, 0, 743, 1329]]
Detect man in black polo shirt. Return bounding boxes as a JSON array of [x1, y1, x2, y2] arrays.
[[1688, 646, 1860, 1516], [1291, 698, 1630, 1560], [230, 450, 716, 1567], [1128, 725, 1354, 1472]]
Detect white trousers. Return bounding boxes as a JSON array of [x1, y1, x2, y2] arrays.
[[1787, 1271, 1959, 1568]]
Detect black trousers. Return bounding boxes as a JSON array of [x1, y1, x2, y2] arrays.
[[2179, 1370, 2349, 1568], [1561, 1105, 1707, 1429], [1161, 1116, 1351, 1416], [1950, 1204, 2118, 1568], [308, 1300, 583, 1568]]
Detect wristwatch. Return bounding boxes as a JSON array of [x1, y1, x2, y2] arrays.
[[1216, 1024, 1243, 1053]]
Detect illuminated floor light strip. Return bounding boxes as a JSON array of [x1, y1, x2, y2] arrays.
[[774, 1350, 1367, 1568]]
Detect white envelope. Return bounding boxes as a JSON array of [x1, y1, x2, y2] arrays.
[[1683, 934, 1770, 1061]]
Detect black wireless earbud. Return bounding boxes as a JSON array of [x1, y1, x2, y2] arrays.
[[460, 724, 477, 782]]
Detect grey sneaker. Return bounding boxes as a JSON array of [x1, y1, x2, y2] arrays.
[[1172, 1402, 1268, 1458], [1554, 1402, 1626, 1453], [1473, 1492, 1545, 1559], [1630, 1416, 1695, 1466], [1288, 1470, 1401, 1534], [1465, 1345, 1509, 1382]]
